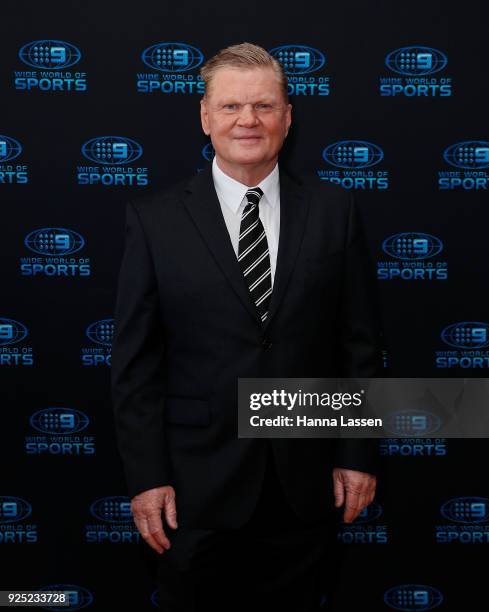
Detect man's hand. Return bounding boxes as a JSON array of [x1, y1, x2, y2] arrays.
[[131, 485, 178, 554], [332, 468, 376, 523]]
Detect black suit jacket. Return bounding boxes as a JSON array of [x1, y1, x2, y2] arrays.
[[111, 161, 383, 529]]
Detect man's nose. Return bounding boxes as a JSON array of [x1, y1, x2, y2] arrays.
[[237, 104, 259, 125]]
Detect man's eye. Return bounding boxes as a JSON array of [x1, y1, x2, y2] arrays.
[[223, 104, 238, 110], [256, 103, 272, 109]]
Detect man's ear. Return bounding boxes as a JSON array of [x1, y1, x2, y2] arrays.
[[285, 103, 292, 137], [200, 98, 210, 136]]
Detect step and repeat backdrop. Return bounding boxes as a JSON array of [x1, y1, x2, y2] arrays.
[[2, 1, 488, 610]]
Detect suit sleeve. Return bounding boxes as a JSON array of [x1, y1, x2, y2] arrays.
[[334, 190, 384, 475], [111, 201, 172, 499]]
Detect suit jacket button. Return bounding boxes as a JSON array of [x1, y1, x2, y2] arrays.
[[261, 338, 273, 349]]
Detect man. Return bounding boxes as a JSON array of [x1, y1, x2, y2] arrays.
[[111, 42, 382, 611]]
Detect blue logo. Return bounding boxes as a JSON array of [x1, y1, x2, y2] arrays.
[[201, 142, 214, 162], [0, 496, 32, 523], [441, 322, 489, 349], [86, 319, 114, 346], [30, 407, 90, 435], [90, 496, 132, 523], [24, 228, 85, 256], [269, 45, 325, 75], [385, 410, 442, 436], [81, 136, 142, 165], [38, 584, 93, 611], [384, 584, 443, 611], [353, 501, 383, 524], [382, 233, 443, 261], [19, 40, 81, 69], [0, 318, 28, 346], [338, 498, 388, 543], [150, 588, 160, 607], [81, 320, 112, 366], [443, 141, 489, 170], [322, 141, 383, 169], [0, 135, 22, 162], [141, 42, 203, 72], [385, 46, 447, 76], [441, 497, 489, 523]]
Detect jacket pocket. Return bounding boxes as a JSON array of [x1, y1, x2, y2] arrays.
[[164, 397, 211, 426]]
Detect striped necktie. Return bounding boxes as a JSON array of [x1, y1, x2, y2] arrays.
[[237, 187, 272, 323]]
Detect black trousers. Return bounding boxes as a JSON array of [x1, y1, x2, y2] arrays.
[[157, 443, 336, 611]]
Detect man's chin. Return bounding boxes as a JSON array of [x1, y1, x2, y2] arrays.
[[228, 148, 267, 165]]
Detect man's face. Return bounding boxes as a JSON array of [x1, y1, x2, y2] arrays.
[[200, 66, 292, 171]]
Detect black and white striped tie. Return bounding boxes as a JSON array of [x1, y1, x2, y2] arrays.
[[237, 187, 272, 324]]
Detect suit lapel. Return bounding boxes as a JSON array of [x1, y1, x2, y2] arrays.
[[182, 162, 310, 329], [183, 163, 262, 324], [263, 168, 310, 330]]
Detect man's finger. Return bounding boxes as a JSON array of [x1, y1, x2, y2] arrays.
[[364, 484, 376, 508], [164, 492, 178, 529], [333, 475, 345, 508], [133, 516, 166, 554], [343, 490, 362, 523], [354, 492, 370, 517], [344, 487, 376, 522], [147, 511, 171, 550], [144, 532, 166, 554]]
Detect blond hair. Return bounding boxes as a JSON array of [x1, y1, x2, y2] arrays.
[[200, 42, 289, 102]]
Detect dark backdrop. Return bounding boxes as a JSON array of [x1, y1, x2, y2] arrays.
[[1, 1, 487, 609]]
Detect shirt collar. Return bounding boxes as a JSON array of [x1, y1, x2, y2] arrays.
[[212, 156, 279, 215]]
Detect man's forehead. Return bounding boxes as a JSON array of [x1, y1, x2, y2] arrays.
[[208, 66, 281, 97], [212, 65, 275, 79]]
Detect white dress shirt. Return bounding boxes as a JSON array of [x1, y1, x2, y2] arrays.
[[211, 156, 280, 286]]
